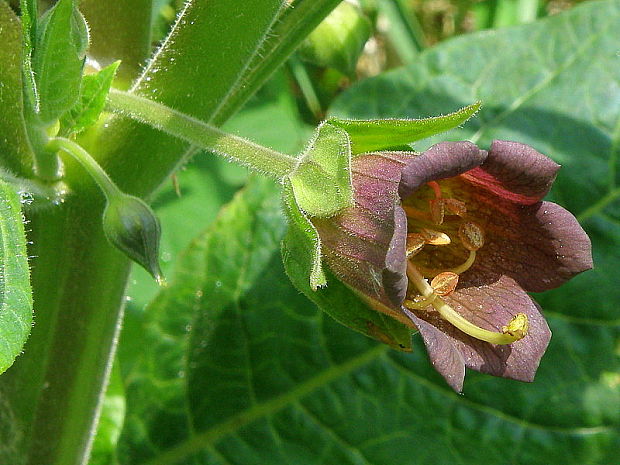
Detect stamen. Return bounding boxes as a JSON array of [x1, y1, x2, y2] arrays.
[[429, 198, 445, 224], [459, 221, 485, 251], [427, 181, 443, 199], [420, 228, 451, 245], [444, 198, 467, 216], [449, 250, 476, 274], [404, 294, 437, 309], [403, 206, 432, 222], [406, 233, 426, 257], [406, 261, 528, 344], [431, 272, 459, 296]]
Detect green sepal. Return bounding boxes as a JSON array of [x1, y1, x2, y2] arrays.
[[328, 102, 481, 155], [33, 0, 89, 124], [0, 179, 33, 374], [102, 194, 164, 285], [60, 61, 120, 135], [297, 1, 372, 77], [289, 121, 353, 218], [282, 180, 412, 351], [282, 180, 326, 290]]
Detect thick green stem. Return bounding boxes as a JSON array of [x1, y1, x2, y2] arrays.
[[106, 89, 299, 179]]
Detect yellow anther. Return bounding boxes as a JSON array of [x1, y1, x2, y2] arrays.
[[431, 272, 459, 296], [406, 233, 426, 257], [429, 198, 445, 224], [406, 261, 526, 345], [444, 198, 467, 216], [458, 221, 485, 251], [502, 313, 529, 340], [421, 228, 451, 245]]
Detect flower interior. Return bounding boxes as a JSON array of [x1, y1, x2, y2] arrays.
[[402, 179, 528, 344]]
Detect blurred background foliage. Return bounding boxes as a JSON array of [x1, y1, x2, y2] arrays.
[[74, 1, 618, 464]]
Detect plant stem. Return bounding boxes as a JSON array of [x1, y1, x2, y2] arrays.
[[106, 89, 299, 179], [47, 137, 121, 200]]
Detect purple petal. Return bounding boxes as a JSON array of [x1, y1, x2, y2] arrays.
[[461, 196, 593, 292], [462, 141, 560, 205], [399, 141, 487, 199], [409, 275, 551, 384], [403, 308, 466, 392]]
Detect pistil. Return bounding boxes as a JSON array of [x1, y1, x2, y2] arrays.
[[406, 261, 528, 345]]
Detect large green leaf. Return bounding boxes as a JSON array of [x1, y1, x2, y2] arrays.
[[115, 2, 619, 464], [0, 180, 33, 374], [330, 0, 620, 324]]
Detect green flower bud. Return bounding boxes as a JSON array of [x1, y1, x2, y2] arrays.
[[298, 1, 372, 76], [102, 194, 164, 285]]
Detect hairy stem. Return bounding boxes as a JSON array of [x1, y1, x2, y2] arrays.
[[106, 89, 299, 179]]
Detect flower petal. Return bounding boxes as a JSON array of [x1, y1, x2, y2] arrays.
[[403, 308, 466, 392], [312, 152, 412, 313], [406, 275, 551, 386], [460, 193, 593, 292], [399, 141, 487, 199], [462, 141, 560, 205]]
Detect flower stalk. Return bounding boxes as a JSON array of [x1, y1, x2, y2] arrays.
[[406, 261, 528, 345], [105, 89, 299, 179]]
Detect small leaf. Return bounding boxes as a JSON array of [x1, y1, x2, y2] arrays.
[[298, 1, 372, 76], [0, 180, 33, 374], [60, 61, 120, 135], [33, 0, 89, 124], [328, 101, 481, 154], [289, 122, 353, 217]]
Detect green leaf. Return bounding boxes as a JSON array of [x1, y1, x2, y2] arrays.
[[0, 1, 35, 177], [33, 0, 88, 124], [328, 101, 481, 154], [298, 1, 372, 76], [60, 61, 120, 135], [0, 180, 33, 374], [289, 122, 354, 217], [118, 179, 617, 465]]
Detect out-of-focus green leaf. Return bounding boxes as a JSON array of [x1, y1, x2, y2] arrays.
[[0, 1, 35, 176], [60, 61, 120, 135], [33, 0, 88, 124], [0, 180, 33, 374]]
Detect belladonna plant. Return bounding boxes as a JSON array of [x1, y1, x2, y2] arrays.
[[76, 89, 593, 391], [4, 0, 591, 396]]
